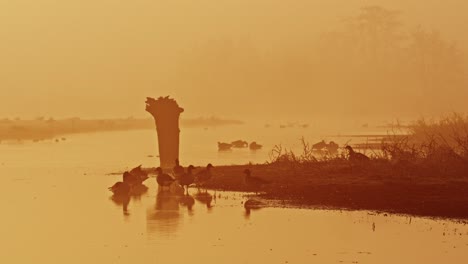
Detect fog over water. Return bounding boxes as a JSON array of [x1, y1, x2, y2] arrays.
[[1, 0, 467, 121], [1, 130, 467, 264], [1, 2, 468, 263]]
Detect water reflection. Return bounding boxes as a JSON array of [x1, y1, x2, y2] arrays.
[[146, 191, 181, 235], [194, 190, 214, 211], [109, 183, 148, 216], [179, 194, 195, 215], [131, 184, 149, 198], [110, 194, 130, 216], [243, 199, 266, 219], [105, 182, 468, 264]]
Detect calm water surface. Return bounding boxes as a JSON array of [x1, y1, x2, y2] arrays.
[[1, 129, 467, 264]]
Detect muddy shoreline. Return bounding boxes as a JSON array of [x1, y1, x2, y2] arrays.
[[169, 163, 468, 220]]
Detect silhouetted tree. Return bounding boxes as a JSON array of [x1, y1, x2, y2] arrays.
[[407, 26, 464, 90], [315, 5, 467, 113], [352, 6, 403, 56]]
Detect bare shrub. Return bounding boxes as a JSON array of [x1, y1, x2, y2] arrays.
[[268, 113, 468, 178]]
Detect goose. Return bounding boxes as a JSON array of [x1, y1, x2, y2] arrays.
[[218, 142, 232, 151], [108, 181, 131, 196], [249, 142, 262, 150], [109, 171, 132, 196], [156, 167, 175, 191], [173, 159, 185, 179], [244, 199, 266, 217], [345, 146, 370, 162], [313, 140, 327, 151], [243, 169, 270, 192], [179, 165, 195, 194], [129, 165, 149, 184], [231, 140, 248, 148], [123, 168, 142, 187], [326, 141, 339, 154], [195, 163, 214, 188]]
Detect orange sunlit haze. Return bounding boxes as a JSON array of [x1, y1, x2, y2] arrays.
[[1, 1, 468, 264], [1, 0, 468, 120]]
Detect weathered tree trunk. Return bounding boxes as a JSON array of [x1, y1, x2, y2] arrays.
[[145, 96, 184, 169]]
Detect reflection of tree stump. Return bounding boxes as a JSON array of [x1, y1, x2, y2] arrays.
[[146, 96, 184, 169]]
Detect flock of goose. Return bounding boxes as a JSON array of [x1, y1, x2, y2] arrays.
[[109, 145, 368, 197], [108, 160, 215, 196], [108, 158, 273, 197], [218, 140, 263, 151]]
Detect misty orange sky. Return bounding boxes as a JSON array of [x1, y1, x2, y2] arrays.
[[1, 0, 467, 121]]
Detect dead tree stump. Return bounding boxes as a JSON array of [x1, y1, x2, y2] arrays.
[[146, 96, 184, 169]]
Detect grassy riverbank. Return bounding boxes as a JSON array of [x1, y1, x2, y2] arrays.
[[192, 114, 468, 219], [202, 162, 468, 219]]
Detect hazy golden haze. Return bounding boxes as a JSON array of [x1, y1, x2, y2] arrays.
[[0, 1, 467, 120]]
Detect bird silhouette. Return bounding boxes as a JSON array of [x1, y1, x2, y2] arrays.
[[345, 146, 370, 162], [231, 140, 248, 148], [179, 165, 195, 194], [313, 140, 327, 151], [108, 181, 131, 196], [218, 142, 232, 151], [249, 142, 262, 150], [244, 199, 266, 218], [243, 169, 270, 193], [173, 159, 185, 179], [156, 167, 175, 191], [129, 165, 149, 184], [195, 163, 214, 190]]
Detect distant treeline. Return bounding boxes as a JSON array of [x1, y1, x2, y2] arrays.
[[175, 5, 467, 116], [0, 117, 243, 141]]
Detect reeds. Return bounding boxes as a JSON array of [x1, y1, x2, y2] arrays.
[[268, 113, 468, 178]]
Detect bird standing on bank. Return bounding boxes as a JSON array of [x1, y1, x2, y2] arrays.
[[243, 169, 270, 193], [195, 163, 214, 190], [179, 165, 195, 194], [345, 146, 370, 162], [156, 167, 175, 191], [173, 159, 185, 179]]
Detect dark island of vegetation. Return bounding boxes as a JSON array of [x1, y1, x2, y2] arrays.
[[147, 114, 468, 220]]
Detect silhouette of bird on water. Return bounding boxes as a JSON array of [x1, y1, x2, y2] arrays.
[[129, 165, 149, 184], [108, 181, 131, 196], [179, 165, 195, 194], [243, 169, 270, 193], [109, 171, 132, 196], [313, 140, 327, 151], [249, 142, 262, 150], [173, 159, 185, 179], [195, 163, 214, 189], [231, 140, 248, 148], [122, 169, 138, 186], [243, 199, 266, 217], [326, 141, 339, 154], [218, 142, 232, 151], [156, 167, 175, 191], [345, 146, 370, 162]]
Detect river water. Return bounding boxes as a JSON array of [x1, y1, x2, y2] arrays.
[[0, 128, 467, 264]]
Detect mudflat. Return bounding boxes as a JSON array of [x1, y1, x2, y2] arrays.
[[191, 163, 468, 220]]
